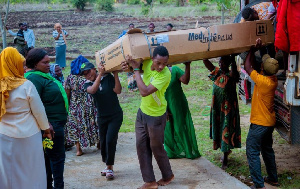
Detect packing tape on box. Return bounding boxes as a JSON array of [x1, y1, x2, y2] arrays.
[[143, 33, 153, 58], [120, 37, 126, 60], [207, 28, 211, 51]]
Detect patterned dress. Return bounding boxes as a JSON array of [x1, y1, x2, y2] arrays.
[[65, 74, 98, 147], [209, 67, 241, 153]]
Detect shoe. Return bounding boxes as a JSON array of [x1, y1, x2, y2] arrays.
[[101, 169, 108, 176], [106, 170, 114, 180], [264, 176, 280, 187]]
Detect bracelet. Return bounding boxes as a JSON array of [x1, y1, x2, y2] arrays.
[[133, 68, 140, 71]]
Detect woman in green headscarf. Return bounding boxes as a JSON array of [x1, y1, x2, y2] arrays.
[[25, 48, 68, 189]]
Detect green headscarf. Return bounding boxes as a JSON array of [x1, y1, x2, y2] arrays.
[[24, 71, 69, 114]]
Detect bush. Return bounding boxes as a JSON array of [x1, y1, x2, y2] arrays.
[[71, 0, 88, 10], [141, 3, 150, 15], [97, 0, 114, 12], [127, 0, 140, 5], [199, 4, 208, 11]]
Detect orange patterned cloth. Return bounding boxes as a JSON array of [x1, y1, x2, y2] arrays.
[[240, 2, 271, 22]]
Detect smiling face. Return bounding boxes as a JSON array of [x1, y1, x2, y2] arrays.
[[151, 55, 169, 72], [35, 55, 50, 73], [82, 68, 97, 81]]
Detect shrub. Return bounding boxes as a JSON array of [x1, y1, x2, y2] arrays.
[[141, 3, 150, 15], [127, 0, 140, 5], [200, 4, 208, 11], [97, 0, 114, 12], [71, 0, 88, 10]]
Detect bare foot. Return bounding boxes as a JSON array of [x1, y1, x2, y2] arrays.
[[137, 181, 158, 189], [76, 150, 83, 156], [157, 174, 174, 186]]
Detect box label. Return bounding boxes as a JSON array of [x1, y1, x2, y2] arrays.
[[256, 23, 267, 36], [156, 34, 169, 44], [188, 31, 233, 43]]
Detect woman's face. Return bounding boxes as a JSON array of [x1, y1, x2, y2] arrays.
[[56, 25, 62, 31], [35, 55, 50, 73], [83, 68, 97, 81], [55, 66, 62, 77]]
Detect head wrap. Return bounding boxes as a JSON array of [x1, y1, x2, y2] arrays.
[[0, 47, 26, 121], [50, 64, 64, 83], [71, 55, 89, 75]]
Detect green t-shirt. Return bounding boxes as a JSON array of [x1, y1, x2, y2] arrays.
[[140, 59, 171, 117], [26, 71, 67, 122]]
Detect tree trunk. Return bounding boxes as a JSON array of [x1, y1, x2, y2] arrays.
[[221, 3, 225, 24], [0, 0, 10, 49]]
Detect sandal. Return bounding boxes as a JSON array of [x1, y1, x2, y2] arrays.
[[264, 176, 280, 187], [106, 169, 114, 180], [101, 169, 109, 176]]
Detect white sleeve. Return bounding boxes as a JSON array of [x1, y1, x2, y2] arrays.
[[28, 82, 50, 130]]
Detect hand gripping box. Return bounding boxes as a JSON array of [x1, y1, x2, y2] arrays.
[[95, 20, 274, 72]]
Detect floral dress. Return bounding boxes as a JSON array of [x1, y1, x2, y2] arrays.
[[209, 67, 241, 152], [65, 74, 98, 147]]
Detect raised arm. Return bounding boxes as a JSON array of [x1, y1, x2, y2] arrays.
[[230, 55, 240, 83], [112, 71, 122, 94], [86, 65, 106, 94], [121, 57, 157, 97], [179, 62, 191, 85], [245, 38, 262, 75], [203, 59, 215, 72]]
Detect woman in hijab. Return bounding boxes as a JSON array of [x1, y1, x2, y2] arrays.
[[50, 63, 64, 84], [0, 47, 52, 189], [64, 55, 98, 156]]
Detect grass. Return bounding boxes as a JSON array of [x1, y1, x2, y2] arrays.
[[62, 59, 299, 188], [4, 3, 299, 187]]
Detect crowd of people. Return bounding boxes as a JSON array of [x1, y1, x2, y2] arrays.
[[1, 0, 299, 188]]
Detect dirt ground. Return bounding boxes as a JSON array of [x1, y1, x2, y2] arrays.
[[64, 132, 249, 189], [3, 8, 300, 188]]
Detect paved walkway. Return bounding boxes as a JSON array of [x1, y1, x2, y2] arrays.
[[64, 132, 249, 189]]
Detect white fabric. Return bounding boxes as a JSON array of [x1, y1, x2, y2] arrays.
[[0, 80, 49, 138], [268, 3, 276, 14], [0, 132, 47, 189]]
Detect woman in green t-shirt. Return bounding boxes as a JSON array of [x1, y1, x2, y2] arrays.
[[25, 48, 68, 189]]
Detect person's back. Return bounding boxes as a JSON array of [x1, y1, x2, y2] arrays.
[[250, 69, 277, 126]]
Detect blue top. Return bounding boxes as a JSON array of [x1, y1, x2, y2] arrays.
[[118, 30, 128, 38], [53, 30, 68, 46], [8, 29, 35, 48]]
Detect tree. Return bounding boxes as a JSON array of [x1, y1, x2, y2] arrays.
[[0, 0, 10, 49], [213, 0, 237, 24]]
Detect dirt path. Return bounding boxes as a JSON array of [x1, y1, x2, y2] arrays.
[[64, 132, 248, 189]]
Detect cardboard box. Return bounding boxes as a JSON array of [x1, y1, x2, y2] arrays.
[[95, 20, 274, 72]]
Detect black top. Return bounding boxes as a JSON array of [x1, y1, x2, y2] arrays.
[[84, 73, 122, 117]]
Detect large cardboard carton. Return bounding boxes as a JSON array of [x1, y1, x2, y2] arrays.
[[95, 20, 274, 71]]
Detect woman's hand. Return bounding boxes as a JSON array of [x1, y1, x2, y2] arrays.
[[43, 123, 54, 140], [43, 129, 52, 140], [98, 64, 106, 76]]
